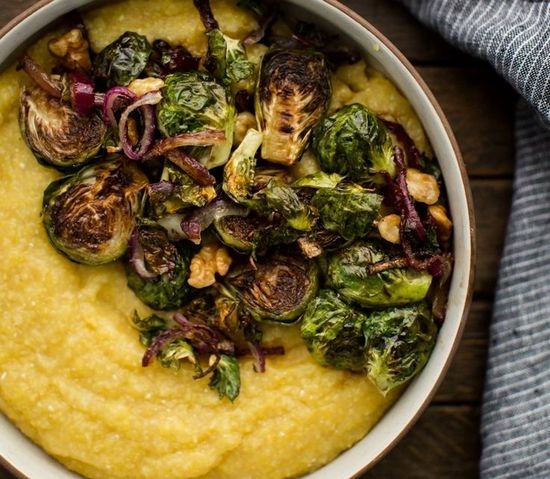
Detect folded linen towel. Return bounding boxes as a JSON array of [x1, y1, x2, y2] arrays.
[[396, 1, 550, 477]]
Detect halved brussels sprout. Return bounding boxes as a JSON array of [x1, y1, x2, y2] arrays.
[[312, 103, 395, 182], [224, 253, 319, 323], [156, 71, 236, 169], [255, 48, 331, 165], [126, 226, 194, 310], [213, 212, 300, 254], [42, 157, 148, 265], [363, 302, 437, 394], [327, 240, 433, 308], [300, 289, 368, 371], [19, 86, 106, 171], [213, 214, 262, 252]]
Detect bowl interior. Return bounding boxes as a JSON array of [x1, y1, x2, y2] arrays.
[[0, 1, 474, 478]]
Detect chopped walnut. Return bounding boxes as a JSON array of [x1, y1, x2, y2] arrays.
[[428, 204, 453, 242], [188, 244, 233, 289], [406, 168, 440, 205], [48, 28, 92, 73], [378, 214, 401, 244], [128, 77, 165, 97]]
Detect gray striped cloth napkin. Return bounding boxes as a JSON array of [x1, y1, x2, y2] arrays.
[[396, 1, 550, 477]]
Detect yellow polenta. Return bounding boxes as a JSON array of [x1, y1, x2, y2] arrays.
[[0, 1, 427, 478]]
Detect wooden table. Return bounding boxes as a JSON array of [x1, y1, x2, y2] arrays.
[[0, 1, 513, 478]]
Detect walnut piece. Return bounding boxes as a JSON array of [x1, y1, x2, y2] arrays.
[[406, 168, 440, 205], [48, 28, 92, 73], [378, 214, 401, 244], [188, 244, 233, 289]]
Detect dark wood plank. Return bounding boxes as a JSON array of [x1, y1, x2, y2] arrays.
[[418, 67, 517, 177], [0, 0, 36, 26], [360, 405, 481, 479], [471, 179, 512, 297], [344, 0, 471, 64], [434, 301, 491, 403]]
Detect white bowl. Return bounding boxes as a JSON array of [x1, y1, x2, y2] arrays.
[[0, 1, 475, 478]]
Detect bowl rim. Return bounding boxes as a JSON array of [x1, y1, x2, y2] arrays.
[[0, 1, 476, 478]]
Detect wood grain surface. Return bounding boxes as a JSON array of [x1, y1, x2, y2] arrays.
[[0, 1, 513, 478]]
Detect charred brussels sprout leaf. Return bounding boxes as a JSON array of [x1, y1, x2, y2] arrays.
[[157, 71, 236, 168], [126, 227, 194, 310], [223, 128, 263, 204], [327, 240, 433, 308], [147, 162, 216, 216], [194, 0, 254, 87], [301, 289, 368, 371], [256, 48, 331, 165], [206, 29, 255, 86], [93, 31, 152, 87], [42, 158, 148, 265], [312, 103, 395, 182], [363, 302, 437, 394], [225, 254, 319, 323], [209, 354, 241, 402], [311, 182, 383, 240], [19, 86, 106, 171], [291, 171, 343, 189], [263, 180, 317, 231]]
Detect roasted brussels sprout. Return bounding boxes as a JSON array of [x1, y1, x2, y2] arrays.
[[224, 253, 319, 323], [213, 214, 262, 252], [363, 302, 437, 393], [213, 212, 300, 254], [327, 240, 433, 308], [300, 289, 368, 371], [311, 182, 383, 240], [42, 157, 148, 265], [126, 226, 195, 310], [19, 86, 106, 171], [156, 71, 236, 169], [255, 48, 331, 165], [312, 103, 395, 182], [92, 31, 152, 88]]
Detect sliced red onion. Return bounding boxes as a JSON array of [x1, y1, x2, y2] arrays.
[[142, 328, 187, 367], [102, 86, 137, 127], [18, 54, 63, 98], [118, 90, 162, 160], [247, 341, 266, 373], [144, 129, 226, 160], [94, 92, 105, 108], [181, 219, 202, 244], [148, 180, 178, 195], [180, 199, 249, 245], [69, 72, 96, 117], [381, 118, 422, 168], [165, 149, 216, 187], [128, 229, 158, 280]]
